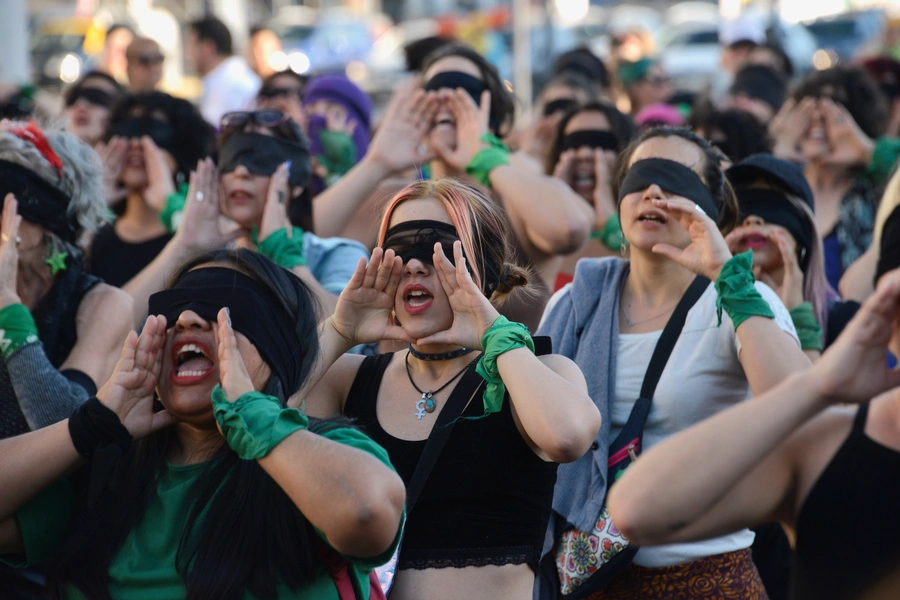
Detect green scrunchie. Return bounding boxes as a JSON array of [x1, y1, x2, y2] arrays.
[[211, 385, 309, 460], [0, 303, 39, 359], [468, 316, 535, 420], [714, 251, 775, 330], [789, 301, 824, 352], [159, 182, 188, 234], [465, 133, 511, 187], [590, 214, 624, 252], [257, 227, 307, 269]]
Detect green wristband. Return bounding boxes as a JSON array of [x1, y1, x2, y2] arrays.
[[465, 133, 511, 187], [0, 303, 39, 359], [159, 183, 188, 234], [590, 215, 624, 251], [468, 316, 535, 420], [257, 227, 307, 269], [211, 385, 309, 460], [865, 136, 900, 184], [789, 301, 824, 352], [714, 251, 775, 330]]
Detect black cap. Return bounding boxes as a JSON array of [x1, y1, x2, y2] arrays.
[[726, 153, 814, 212], [729, 64, 786, 111]]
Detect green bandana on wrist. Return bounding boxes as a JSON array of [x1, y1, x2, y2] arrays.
[[789, 301, 824, 351], [211, 386, 309, 460], [590, 215, 624, 251], [468, 316, 534, 420], [714, 251, 775, 330], [0, 303, 39, 358], [160, 183, 188, 234], [257, 227, 307, 269], [465, 133, 511, 187]]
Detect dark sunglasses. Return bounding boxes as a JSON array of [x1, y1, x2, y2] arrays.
[[136, 54, 164, 66], [221, 110, 289, 130], [258, 86, 302, 100]]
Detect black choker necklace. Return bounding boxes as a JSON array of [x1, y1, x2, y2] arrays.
[[408, 346, 474, 361]]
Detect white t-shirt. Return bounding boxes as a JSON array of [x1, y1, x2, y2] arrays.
[[199, 56, 261, 127], [611, 281, 798, 567]]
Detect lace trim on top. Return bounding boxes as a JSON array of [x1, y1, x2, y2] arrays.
[[399, 545, 539, 571]]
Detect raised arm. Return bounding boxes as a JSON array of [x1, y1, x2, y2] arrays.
[[608, 272, 900, 545], [123, 159, 240, 328], [0, 316, 173, 551], [416, 242, 601, 462], [214, 309, 405, 558], [432, 90, 593, 258], [652, 197, 811, 395], [312, 81, 437, 239]]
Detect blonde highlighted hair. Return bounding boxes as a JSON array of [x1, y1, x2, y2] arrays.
[[377, 178, 529, 305]]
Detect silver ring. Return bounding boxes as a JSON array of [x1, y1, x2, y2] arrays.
[[195, 192, 204, 202], [694, 203, 707, 216]]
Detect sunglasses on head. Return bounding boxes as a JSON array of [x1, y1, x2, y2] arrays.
[[136, 54, 164, 66]]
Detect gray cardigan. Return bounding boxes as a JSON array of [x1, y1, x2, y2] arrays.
[[534, 256, 629, 599]]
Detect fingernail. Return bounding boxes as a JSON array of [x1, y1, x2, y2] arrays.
[[285, 160, 292, 171], [226, 307, 231, 317]]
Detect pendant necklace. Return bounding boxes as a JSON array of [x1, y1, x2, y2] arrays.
[[405, 351, 479, 419]]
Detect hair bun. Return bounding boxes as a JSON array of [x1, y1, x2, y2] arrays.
[[495, 263, 529, 295]]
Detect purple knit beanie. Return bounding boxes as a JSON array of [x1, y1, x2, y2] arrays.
[[302, 74, 373, 161]]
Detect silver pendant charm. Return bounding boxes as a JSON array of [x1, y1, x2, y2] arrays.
[[415, 392, 436, 419]]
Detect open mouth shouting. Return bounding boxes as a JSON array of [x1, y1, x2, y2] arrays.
[[740, 233, 769, 250], [172, 339, 215, 384], [636, 209, 668, 227], [403, 283, 434, 315]]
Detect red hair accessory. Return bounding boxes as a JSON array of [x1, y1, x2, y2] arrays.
[[9, 121, 64, 178]]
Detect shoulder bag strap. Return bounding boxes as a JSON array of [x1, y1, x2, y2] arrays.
[[617, 276, 710, 437]]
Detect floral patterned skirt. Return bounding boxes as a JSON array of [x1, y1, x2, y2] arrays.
[[583, 548, 769, 600]]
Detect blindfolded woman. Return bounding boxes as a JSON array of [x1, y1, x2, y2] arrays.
[[0, 249, 405, 599]]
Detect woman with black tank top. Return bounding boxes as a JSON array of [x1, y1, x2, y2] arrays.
[[89, 92, 215, 287], [608, 259, 900, 599], [304, 178, 600, 599]]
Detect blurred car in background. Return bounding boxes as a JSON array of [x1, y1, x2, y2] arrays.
[[804, 9, 886, 63], [658, 15, 817, 92], [30, 16, 108, 89], [268, 7, 392, 76]]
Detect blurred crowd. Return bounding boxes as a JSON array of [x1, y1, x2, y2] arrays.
[[2, 6, 900, 600]]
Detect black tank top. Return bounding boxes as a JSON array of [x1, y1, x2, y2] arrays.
[[344, 353, 559, 570], [792, 403, 900, 599], [89, 222, 172, 288]]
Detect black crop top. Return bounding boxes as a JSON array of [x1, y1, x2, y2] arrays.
[[791, 403, 900, 599], [344, 353, 559, 570]]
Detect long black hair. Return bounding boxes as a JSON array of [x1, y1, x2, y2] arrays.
[[49, 249, 326, 600]]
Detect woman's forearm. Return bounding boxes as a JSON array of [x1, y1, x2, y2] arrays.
[[490, 157, 593, 256], [312, 158, 392, 239], [258, 428, 405, 557], [0, 420, 81, 520], [8, 343, 90, 429], [609, 370, 826, 545], [499, 349, 600, 462], [736, 316, 812, 394]]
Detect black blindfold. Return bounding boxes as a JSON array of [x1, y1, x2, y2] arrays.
[[544, 98, 578, 117], [218, 131, 311, 188], [423, 71, 502, 133], [66, 87, 116, 109], [383, 219, 500, 296], [108, 117, 177, 157], [560, 129, 618, 152], [148, 267, 304, 396], [0, 160, 75, 243], [737, 187, 813, 271], [618, 158, 720, 219]]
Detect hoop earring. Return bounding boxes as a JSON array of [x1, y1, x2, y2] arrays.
[[391, 310, 401, 327], [619, 239, 629, 258]]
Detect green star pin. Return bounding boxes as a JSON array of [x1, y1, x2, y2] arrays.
[[44, 251, 68, 276]]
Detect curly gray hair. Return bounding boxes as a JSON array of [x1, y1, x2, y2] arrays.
[[0, 124, 105, 252]]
